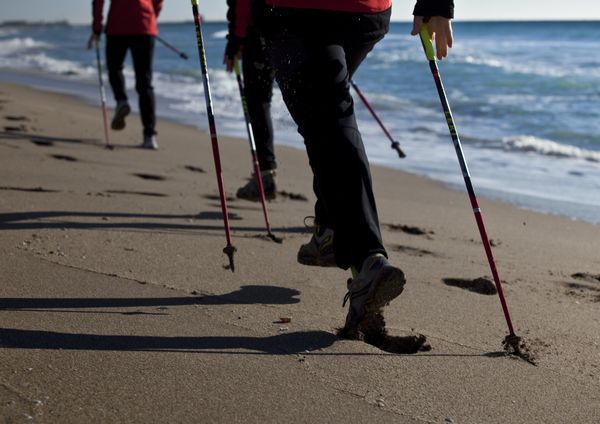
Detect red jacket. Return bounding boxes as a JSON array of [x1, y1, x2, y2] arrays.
[[92, 0, 163, 35], [265, 1, 454, 18], [265, 0, 392, 13]]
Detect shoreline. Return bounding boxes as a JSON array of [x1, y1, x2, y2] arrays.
[[2, 69, 598, 227]]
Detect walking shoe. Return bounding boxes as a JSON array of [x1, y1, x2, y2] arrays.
[[111, 100, 130, 130], [297, 225, 336, 267], [141, 134, 158, 150], [236, 169, 277, 201], [341, 254, 405, 335]]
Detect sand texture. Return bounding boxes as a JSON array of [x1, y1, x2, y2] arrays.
[[1, 81, 599, 423]]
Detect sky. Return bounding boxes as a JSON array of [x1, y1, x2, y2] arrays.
[[1, 0, 599, 23]]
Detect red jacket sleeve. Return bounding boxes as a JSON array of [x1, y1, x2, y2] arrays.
[[92, 0, 105, 34], [153, 0, 163, 17]]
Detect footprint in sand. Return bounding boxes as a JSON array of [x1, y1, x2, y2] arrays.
[[132, 173, 167, 181], [184, 165, 206, 173], [442, 277, 498, 295], [278, 190, 308, 201], [5, 115, 30, 122], [4, 125, 27, 132], [571, 272, 600, 283], [564, 275, 600, 302], [338, 312, 432, 354], [50, 154, 77, 162], [385, 223, 434, 237], [31, 139, 54, 147], [0, 186, 59, 193], [105, 190, 168, 198], [392, 244, 436, 257]]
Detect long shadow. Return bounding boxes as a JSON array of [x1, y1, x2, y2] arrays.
[[0, 210, 307, 234], [0, 328, 337, 354], [0, 286, 301, 311], [0, 327, 506, 359]]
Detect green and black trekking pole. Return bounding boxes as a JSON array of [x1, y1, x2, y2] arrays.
[[233, 58, 282, 244], [93, 38, 113, 150], [156, 35, 188, 60], [418, 24, 525, 359], [350, 80, 406, 158], [189, 0, 237, 271]]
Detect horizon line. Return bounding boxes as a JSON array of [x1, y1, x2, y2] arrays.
[[2, 18, 600, 26]]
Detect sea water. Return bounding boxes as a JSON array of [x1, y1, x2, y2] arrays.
[[1, 21, 599, 224]]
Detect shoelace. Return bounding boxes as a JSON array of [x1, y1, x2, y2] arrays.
[[342, 278, 353, 307]]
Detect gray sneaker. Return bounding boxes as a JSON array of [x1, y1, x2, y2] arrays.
[[141, 134, 158, 150], [236, 169, 276, 201], [297, 226, 336, 267], [342, 254, 405, 335], [111, 100, 130, 130]]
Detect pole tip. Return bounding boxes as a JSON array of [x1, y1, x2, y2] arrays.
[[223, 244, 237, 272], [391, 141, 406, 158]]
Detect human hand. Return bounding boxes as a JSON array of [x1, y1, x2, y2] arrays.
[[411, 16, 453, 59], [87, 33, 99, 50], [223, 36, 243, 72]]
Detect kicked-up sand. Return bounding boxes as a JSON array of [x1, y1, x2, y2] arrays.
[[0, 81, 599, 423]]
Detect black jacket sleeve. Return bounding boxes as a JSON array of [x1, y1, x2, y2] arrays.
[[225, 0, 244, 59], [413, 0, 454, 19]]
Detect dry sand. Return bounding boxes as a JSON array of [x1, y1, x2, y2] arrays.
[[0, 81, 599, 423]]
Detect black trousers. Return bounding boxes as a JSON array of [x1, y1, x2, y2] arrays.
[[264, 8, 391, 269], [242, 29, 277, 171], [106, 35, 156, 136]]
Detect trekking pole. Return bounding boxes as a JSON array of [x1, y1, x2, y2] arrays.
[[156, 35, 189, 60], [418, 24, 522, 353], [350, 80, 406, 158], [233, 58, 282, 244], [189, 0, 237, 271], [93, 38, 113, 150]]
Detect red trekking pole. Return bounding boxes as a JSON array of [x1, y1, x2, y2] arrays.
[[190, 0, 236, 271], [418, 24, 525, 358], [233, 58, 282, 244], [350, 79, 406, 158], [93, 38, 113, 150]]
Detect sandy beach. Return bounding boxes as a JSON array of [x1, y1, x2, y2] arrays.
[[1, 80, 599, 422]]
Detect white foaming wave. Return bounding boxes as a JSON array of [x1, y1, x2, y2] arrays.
[[211, 30, 228, 39], [459, 53, 600, 79], [0, 37, 52, 55], [0, 52, 95, 77], [502, 135, 600, 162], [0, 28, 18, 37]]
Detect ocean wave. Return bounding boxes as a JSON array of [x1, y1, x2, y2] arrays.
[[457, 53, 600, 79], [0, 37, 52, 55], [502, 135, 600, 162], [211, 30, 228, 39], [0, 28, 18, 37], [0, 52, 94, 77]]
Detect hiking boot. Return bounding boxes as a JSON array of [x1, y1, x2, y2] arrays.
[[236, 169, 276, 201], [297, 225, 336, 267], [111, 100, 130, 130], [342, 254, 405, 335], [141, 134, 158, 150]]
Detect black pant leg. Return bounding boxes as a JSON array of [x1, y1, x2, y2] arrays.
[[242, 30, 277, 171], [269, 34, 386, 270], [106, 36, 129, 103], [130, 35, 156, 136]]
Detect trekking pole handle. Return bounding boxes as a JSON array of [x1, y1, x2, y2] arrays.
[[419, 24, 437, 62]]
